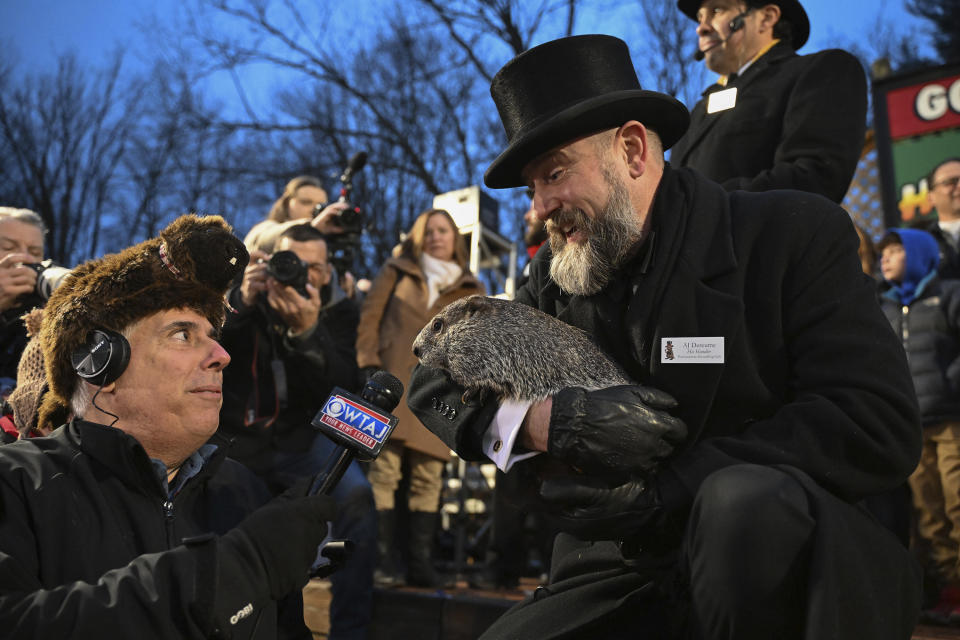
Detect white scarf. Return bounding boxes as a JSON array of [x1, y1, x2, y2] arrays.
[[940, 219, 960, 248], [420, 252, 463, 308]]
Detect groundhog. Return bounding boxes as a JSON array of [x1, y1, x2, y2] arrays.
[[412, 294, 631, 402]]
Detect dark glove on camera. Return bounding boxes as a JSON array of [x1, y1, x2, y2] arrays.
[[219, 479, 337, 601], [540, 475, 663, 541], [548, 385, 687, 478]]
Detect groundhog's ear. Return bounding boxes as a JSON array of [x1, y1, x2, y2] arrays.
[[464, 295, 487, 318]]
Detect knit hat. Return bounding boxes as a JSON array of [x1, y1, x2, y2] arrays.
[[37, 214, 249, 432], [7, 308, 47, 436]]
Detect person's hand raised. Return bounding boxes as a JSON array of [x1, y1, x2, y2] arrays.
[[310, 202, 351, 235], [238, 249, 270, 308], [0, 253, 39, 312], [266, 277, 321, 336]]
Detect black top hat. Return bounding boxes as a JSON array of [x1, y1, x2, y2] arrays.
[[676, 0, 810, 51], [484, 35, 690, 189]]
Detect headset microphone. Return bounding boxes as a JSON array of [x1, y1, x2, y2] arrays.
[[692, 9, 750, 61], [728, 11, 748, 32]]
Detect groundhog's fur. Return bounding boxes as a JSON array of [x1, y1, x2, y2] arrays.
[[413, 295, 631, 401]]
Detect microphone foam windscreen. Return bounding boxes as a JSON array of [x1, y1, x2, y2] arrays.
[[370, 370, 404, 402]]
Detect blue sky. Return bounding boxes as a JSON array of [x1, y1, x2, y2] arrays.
[[0, 0, 939, 132], [1, 0, 935, 76]]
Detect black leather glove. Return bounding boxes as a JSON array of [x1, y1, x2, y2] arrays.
[[548, 385, 687, 478], [220, 480, 337, 600], [539, 475, 663, 541]]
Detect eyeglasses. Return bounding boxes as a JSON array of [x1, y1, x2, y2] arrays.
[[932, 176, 960, 191]]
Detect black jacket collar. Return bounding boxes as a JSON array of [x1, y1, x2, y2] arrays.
[[66, 419, 227, 498]]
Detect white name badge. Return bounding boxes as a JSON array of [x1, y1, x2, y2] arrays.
[[661, 337, 724, 364], [706, 87, 737, 114]]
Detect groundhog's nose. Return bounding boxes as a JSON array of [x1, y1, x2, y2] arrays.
[[413, 345, 421, 358]]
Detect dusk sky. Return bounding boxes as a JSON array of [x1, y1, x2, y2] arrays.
[[1, 1, 938, 90]]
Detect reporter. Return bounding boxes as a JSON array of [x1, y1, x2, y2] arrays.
[[0, 215, 332, 638]]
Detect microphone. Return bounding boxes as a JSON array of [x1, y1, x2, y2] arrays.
[[692, 10, 749, 61], [306, 370, 402, 577], [308, 370, 403, 495], [339, 151, 368, 189]]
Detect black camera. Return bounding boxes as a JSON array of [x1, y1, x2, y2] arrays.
[[312, 151, 368, 275], [23, 259, 72, 300], [265, 250, 309, 297]]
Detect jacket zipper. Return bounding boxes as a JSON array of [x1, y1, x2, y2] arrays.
[[163, 499, 175, 546]]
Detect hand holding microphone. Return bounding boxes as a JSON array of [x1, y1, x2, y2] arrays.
[[307, 370, 403, 576], [211, 372, 403, 631], [309, 370, 403, 495]]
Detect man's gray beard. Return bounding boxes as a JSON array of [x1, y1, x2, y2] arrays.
[[548, 169, 644, 296]]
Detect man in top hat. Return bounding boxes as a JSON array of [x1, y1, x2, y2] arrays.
[[669, 0, 867, 203], [408, 34, 921, 639], [0, 214, 338, 638]]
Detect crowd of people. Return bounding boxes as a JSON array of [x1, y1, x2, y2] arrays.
[[0, 0, 956, 638]]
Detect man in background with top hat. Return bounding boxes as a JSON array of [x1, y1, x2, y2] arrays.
[[670, 0, 867, 203], [408, 34, 921, 639]]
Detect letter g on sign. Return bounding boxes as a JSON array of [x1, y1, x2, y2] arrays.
[[915, 79, 960, 122]]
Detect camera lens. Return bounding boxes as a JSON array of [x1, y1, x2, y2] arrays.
[[266, 250, 309, 296], [266, 251, 304, 285]]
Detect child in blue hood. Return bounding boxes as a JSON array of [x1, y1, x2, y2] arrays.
[[879, 227, 960, 624]]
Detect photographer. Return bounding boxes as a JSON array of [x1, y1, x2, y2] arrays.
[[244, 175, 353, 255], [0, 207, 47, 398], [217, 224, 375, 640], [0, 214, 334, 638]]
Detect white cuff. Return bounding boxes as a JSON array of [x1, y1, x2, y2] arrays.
[[482, 399, 540, 472]]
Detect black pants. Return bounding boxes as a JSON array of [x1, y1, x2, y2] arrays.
[[480, 464, 922, 640], [683, 464, 813, 639]]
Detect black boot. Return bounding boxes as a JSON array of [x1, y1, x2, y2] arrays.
[[469, 549, 520, 591], [374, 509, 405, 588], [406, 511, 444, 588]]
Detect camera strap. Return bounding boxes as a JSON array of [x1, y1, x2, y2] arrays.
[[271, 358, 289, 409]]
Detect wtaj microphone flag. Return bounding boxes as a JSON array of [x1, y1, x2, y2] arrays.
[[312, 387, 398, 459]]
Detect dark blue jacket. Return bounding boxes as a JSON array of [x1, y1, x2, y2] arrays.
[[881, 229, 960, 426]]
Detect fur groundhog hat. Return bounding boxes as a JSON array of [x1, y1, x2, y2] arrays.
[[37, 214, 249, 432]]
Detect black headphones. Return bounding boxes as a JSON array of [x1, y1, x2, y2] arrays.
[[71, 329, 131, 386]]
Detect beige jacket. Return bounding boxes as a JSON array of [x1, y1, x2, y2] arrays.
[[356, 255, 485, 460]]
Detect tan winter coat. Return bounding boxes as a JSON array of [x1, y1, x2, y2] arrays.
[[356, 255, 485, 460]]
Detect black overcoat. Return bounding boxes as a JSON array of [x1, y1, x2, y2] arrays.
[[0, 419, 309, 638], [409, 166, 922, 639], [670, 42, 867, 203]]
